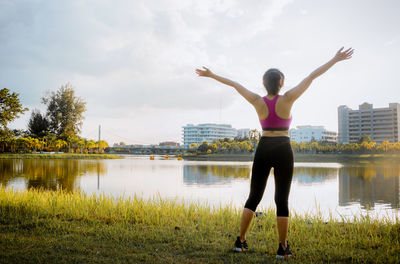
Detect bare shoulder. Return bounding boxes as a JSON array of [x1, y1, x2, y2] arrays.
[[252, 95, 268, 119], [252, 95, 265, 109], [279, 92, 289, 101], [281, 90, 296, 104]]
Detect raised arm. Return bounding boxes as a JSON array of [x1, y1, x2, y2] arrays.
[[195, 67, 261, 106], [284, 47, 354, 102]]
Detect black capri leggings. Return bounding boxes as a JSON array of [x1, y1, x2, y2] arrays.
[[244, 136, 294, 217]]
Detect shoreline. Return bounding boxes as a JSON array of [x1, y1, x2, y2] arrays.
[[0, 153, 123, 159], [1, 152, 399, 162], [183, 153, 400, 162]]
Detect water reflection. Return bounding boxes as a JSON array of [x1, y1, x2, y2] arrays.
[[183, 165, 251, 185], [294, 167, 337, 184], [0, 159, 106, 191], [1, 158, 399, 212], [183, 166, 339, 185], [182, 163, 400, 210], [339, 165, 400, 209]]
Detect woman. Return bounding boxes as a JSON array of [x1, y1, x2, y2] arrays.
[[195, 47, 354, 259]]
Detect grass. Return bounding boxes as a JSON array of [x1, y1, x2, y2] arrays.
[[0, 153, 123, 159], [0, 187, 399, 264]]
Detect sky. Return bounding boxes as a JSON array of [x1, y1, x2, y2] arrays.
[[2, 0, 400, 145]]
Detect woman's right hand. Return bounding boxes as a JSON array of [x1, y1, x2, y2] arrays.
[[195, 66, 214, 77], [333, 47, 354, 62]]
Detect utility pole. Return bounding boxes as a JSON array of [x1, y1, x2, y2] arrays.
[[98, 125, 101, 154]]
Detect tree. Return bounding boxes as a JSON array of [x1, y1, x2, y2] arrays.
[[249, 129, 261, 150], [358, 134, 371, 144], [378, 141, 390, 153], [97, 140, 108, 153], [27, 109, 49, 138], [0, 88, 28, 136], [249, 129, 261, 142], [41, 83, 86, 139], [12, 129, 29, 137], [198, 141, 210, 153]]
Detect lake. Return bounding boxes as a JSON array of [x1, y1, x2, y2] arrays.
[[1, 155, 399, 220]]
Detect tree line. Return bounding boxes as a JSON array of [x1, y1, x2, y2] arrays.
[[189, 130, 260, 154], [190, 133, 400, 155], [0, 84, 108, 154], [291, 140, 400, 154]]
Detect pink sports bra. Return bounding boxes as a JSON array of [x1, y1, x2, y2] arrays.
[[259, 95, 292, 131]]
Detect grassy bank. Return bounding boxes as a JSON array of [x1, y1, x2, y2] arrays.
[[183, 153, 400, 162], [0, 153, 122, 159], [0, 187, 399, 263]]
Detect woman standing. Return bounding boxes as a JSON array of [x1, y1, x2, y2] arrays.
[[195, 47, 354, 259]]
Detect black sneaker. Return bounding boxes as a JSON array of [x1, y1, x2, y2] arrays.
[[233, 236, 248, 252], [276, 242, 292, 259]]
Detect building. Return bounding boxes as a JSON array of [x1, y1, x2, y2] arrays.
[[182, 123, 237, 146], [289, 125, 337, 143], [338, 103, 400, 144], [236, 128, 250, 139]]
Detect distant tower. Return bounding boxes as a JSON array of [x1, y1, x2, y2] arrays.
[[98, 125, 101, 141]]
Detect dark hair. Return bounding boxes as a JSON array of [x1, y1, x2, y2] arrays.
[[263, 68, 284, 95]]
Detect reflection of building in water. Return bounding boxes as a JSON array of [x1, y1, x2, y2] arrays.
[[183, 165, 250, 186], [339, 166, 400, 209], [293, 167, 338, 185]]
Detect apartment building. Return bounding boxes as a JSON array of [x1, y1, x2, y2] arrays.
[[289, 125, 337, 143], [338, 103, 400, 144], [182, 123, 238, 146]]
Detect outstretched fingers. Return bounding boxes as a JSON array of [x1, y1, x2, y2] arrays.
[[344, 48, 354, 59], [195, 66, 212, 77], [335, 47, 354, 61]]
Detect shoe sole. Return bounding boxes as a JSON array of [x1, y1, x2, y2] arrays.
[[233, 247, 247, 252], [276, 254, 292, 259]]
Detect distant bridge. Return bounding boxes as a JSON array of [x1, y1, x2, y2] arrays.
[[108, 145, 189, 154]]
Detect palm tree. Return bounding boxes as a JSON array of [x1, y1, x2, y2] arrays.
[[97, 140, 108, 154], [54, 139, 67, 152], [86, 140, 96, 154]]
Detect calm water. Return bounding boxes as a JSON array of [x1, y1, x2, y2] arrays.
[[1, 155, 399, 220]]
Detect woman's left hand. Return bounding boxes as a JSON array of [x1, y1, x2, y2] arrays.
[[195, 66, 214, 77], [333, 47, 354, 62]]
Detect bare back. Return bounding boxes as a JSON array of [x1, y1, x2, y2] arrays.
[[253, 93, 294, 137]]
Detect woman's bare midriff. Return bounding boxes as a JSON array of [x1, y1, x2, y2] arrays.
[[262, 130, 289, 137]]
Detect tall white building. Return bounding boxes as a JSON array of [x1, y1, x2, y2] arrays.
[[290, 125, 337, 143], [338, 103, 400, 144], [182, 123, 237, 146]]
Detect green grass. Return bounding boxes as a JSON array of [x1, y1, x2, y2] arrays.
[[0, 187, 399, 263], [0, 153, 123, 159]]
